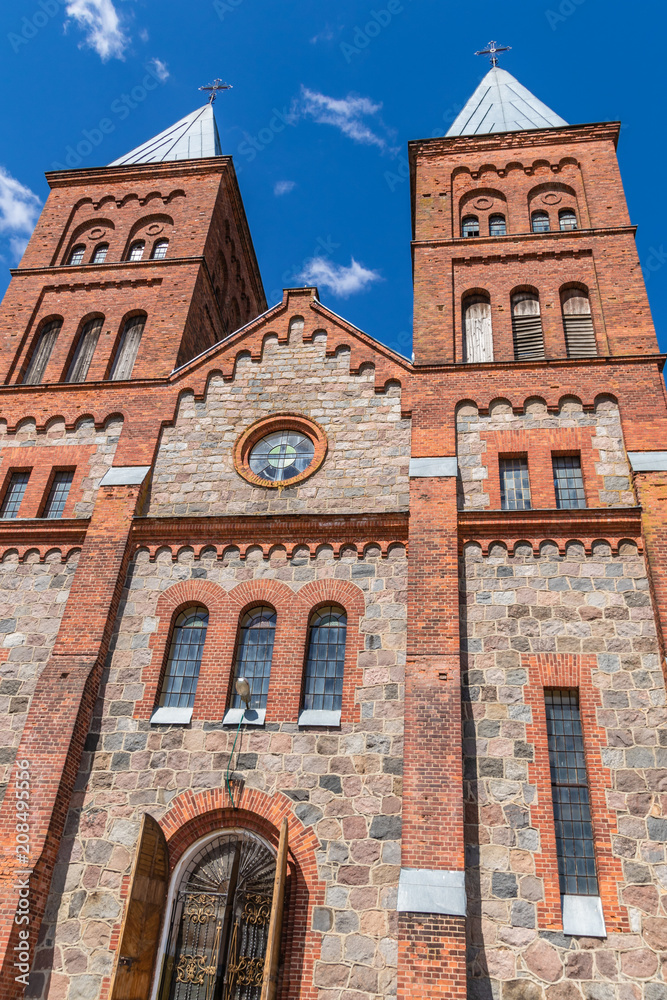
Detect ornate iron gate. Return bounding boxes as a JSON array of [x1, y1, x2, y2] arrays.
[[160, 832, 277, 1000]]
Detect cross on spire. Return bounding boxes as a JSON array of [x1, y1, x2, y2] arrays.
[[474, 40, 511, 67], [199, 79, 233, 104]]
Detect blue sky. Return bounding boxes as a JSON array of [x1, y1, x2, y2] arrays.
[[0, 0, 665, 359]]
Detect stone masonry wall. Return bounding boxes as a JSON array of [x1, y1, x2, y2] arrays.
[[148, 330, 410, 517], [30, 544, 407, 1000], [457, 397, 633, 511], [461, 539, 667, 1000]]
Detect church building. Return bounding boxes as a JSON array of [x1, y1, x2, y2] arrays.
[[0, 57, 666, 1000]]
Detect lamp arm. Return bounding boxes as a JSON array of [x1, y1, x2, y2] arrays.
[[224, 708, 245, 809]]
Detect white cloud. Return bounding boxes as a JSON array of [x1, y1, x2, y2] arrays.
[[298, 256, 381, 298], [65, 0, 129, 60], [310, 25, 337, 44], [148, 57, 169, 82], [274, 180, 296, 196], [9, 237, 29, 263], [299, 87, 391, 150], [0, 168, 41, 236]]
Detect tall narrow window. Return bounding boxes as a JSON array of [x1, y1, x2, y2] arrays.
[[159, 607, 209, 710], [231, 606, 276, 710], [463, 294, 493, 363], [462, 215, 479, 237], [22, 319, 62, 384], [553, 455, 586, 509], [489, 213, 506, 236], [562, 288, 597, 358], [42, 471, 74, 519], [109, 314, 145, 381], [128, 240, 145, 261], [68, 244, 86, 265], [559, 209, 578, 231], [512, 291, 545, 361], [91, 243, 108, 263], [303, 606, 347, 713], [151, 239, 169, 260], [545, 688, 598, 896], [500, 457, 531, 510], [0, 472, 30, 519], [65, 317, 103, 382], [531, 211, 550, 233]]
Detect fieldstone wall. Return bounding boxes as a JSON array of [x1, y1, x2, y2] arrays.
[[457, 397, 633, 510], [148, 331, 410, 517], [461, 539, 667, 999], [0, 551, 78, 806], [30, 545, 407, 1000]]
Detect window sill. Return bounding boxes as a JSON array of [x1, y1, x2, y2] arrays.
[[298, 709, 342, 728], [562, 894, 606, 937], [223, 708, 266, 726], [150, 706, 193, 725]]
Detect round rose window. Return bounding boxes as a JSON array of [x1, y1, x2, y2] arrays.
[[248, 429, 316, 483]]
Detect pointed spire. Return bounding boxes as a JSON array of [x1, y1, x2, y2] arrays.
[[446, 66, 568, 137], [108, 104, 222, 166]]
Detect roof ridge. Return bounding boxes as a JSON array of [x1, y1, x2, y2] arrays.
[[447, 66, 568, 137]]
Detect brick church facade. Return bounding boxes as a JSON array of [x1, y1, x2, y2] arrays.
[[0, 63, 666, 1000]]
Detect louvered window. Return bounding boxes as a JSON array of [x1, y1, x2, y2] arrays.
[[303, 606, 347, 712], [532, 211, 550, 233], [512, 292, 545, 361], [66, 317, 103, 382], [463, 295, 493, 363], [68, 244, 86, 265], [231, 606, 276, 710], [559, 209, 578, 231], [0, 472, 30, 519], [109, 315, 145, 381], [499, 457, 531, 510], [562, 288, 597, 358], [42, 470, 74, 519], [22, 319, 61, 384], [159, 606, 209, 710], [462, 215, 479, 237], [489, 214, 506, 236], [92, 243, 108, 263], [545, 688, 599, 896]]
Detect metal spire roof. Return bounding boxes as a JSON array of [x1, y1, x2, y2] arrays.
[[446, 66, 568, 137], [108, 103, 222, 166]]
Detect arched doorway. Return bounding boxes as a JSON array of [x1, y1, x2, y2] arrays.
[[158, 830, 279, 1000]]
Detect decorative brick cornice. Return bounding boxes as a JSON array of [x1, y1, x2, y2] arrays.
[[408, 121, 621, 159], [0, 517, 88, 561], [458, 505, 643, 555]]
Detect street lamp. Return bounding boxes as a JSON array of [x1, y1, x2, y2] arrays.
[[235, 676, 251, 710]]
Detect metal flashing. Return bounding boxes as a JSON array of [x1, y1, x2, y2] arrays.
[[397, 868, 467, 916], [627, 451, 667, 472], [447, 67, 568, 137], [150, 706, 193, 725], [222, 708, 266, 727], [561, 894, 607, 938], [409, 457, 458, 478], [99, 466, 151, 487], [298, 709, 342, 727]]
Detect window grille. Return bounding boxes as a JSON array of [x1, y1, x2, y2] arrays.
[[231, 606, 276, 710], [128, 240, 145, 261], [545, 688, 599, 896], [22, 319, 62, 384], [562, 288, 597, 358], [0, 472, 30, 519], [489, 214, 506, 236], [553, 455, 586, 509], [109, 315, 145, 381], [42, 471, 74, 519], [303, 606, 347, 712], [91, 243, 108, 263], [462, 215, 480, 237], [463, 295, 493, 363], [68, 245, 86, 265], [151, 239, 169, 260], [159, 607, 209, 710], [512, 291, 545, 361], [66, 317, 103, 382], [532, 211, 550, 233], [559, 209, 578, 231], [500, 457, 531, 510]]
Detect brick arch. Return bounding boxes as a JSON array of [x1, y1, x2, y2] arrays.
[[135, 579, 231, 719]]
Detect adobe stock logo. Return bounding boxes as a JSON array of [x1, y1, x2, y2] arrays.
[[7, 0, 67, 53], [340, 0, 414, 63]]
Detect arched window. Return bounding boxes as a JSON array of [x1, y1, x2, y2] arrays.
[[156, 606, 209, 720], [511, 292, 545, 361], [463, 294, 493, 363], [65, 316, 103, 382], [531, 211, 550, 233], [68, 244, 86, 266], [128, 240, 145, 261], [230, 606, 276, 713], [561, 288, 597, 358], [109, 314, 145, 381], [301, 606, 347, 721], [22, 318, 62, 384], [489, 214, 506, 236], [91, 243, 108, 263], [462, 215, 479, 237], [151, 238, 169, 260], [559, 209, 578, 231]]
